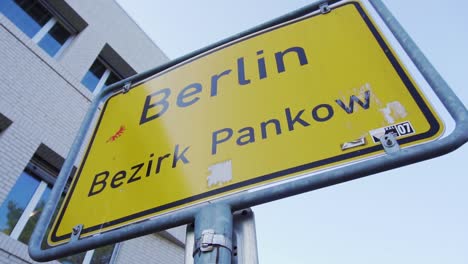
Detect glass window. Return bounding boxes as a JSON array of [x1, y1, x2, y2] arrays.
[[59, 252, 87, 264], [18, 187, 51, 244], [0, 113, 13, 134], [91, 244, 116, 264], [81, 59, 121, 94], [0, 0, 51, 38], [0, 0, 73, 58], [0, 164, 119, 263], [81, 59, 107, 93], [38, 22, 72, 57], [0, 171, 40, 236], [105, 72, 121, 87]]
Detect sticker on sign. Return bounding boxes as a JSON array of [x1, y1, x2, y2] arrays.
[[49, 1, 444, 245], [369, 121, 416, 143]]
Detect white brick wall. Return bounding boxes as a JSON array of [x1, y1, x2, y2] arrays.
[[0, 234, 60, 264], [0, 16, 89, 202], [114, 234, 185, 264], [60, 0, 168, 81], [0, 0, 183, 263]]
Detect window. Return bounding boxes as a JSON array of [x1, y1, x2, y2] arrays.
[[81, 44, 137, 95], [0, 113, 13, 134], [0, 152, 118, 263], [0, 0, 74, 58], [0, 170, 47, 240], [81, 58, 122, 94], [36, 17, 73, 57]]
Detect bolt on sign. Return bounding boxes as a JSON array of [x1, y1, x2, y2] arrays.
[[49, 1, 443, 245]]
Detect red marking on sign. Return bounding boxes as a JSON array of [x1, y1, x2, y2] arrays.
[[107, 126, 126, 143]]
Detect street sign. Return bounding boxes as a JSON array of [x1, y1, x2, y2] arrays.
[[49, 1, 444, 245]]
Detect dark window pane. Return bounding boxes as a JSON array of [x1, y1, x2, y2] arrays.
[[104, 71, 121, 86], [81, 59, 107, 92], [52, 198, 86, 263], [81, 71, 100, 93], [0, 0, 51, 38], [91, 244, 116, 264], [41, 195, 65, 249], [38, 22, 71, 57], [89, 60, 107, 80], [0, 171, 40, 235], [59, 252, 86, 264], [0, 113, 13, 133], [18, 186, 51, 244]]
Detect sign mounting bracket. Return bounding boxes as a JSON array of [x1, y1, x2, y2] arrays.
[[380, 133, 400, 154], [193, 229, 233, 255], [122, 81, 131, 94], [319, 2, 331, 14], [70, 224, 83, 243]]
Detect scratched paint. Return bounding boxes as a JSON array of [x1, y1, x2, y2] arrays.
[[207, 160, 233, 187], [379, 101, 408, 124]]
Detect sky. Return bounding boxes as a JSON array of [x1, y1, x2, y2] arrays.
[[115, 1, 467, 263]]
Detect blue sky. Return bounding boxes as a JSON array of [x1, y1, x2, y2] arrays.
[[116, 1, 467, 263]]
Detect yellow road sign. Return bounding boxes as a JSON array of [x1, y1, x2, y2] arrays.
[[50, 1, 443, 245]]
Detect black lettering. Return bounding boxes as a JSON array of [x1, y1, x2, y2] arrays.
[[210, 69, 232, 97], [237, 57, 251, 85], [140, 88, 171, 125], [88, 171, 109, 197], [146, 153, 154, 177], [111, 170, 126, 188], [212, 128, 233, 155], [172, 144, 190, 168], [128, 163, 143, 184], [336, 90, 371, 114], [312, 104, 334, 122], [177, 83, 202, 108], [275, 46, 308, 73], [156, 153, 171, 174], [285, 108, 310, 131], [260, 119, 282, 139], [237, 127, 255, 145], [257, 50, 267, 79]]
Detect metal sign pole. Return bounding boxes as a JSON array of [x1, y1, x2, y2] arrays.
[[193, 204, 233, 264], [186, 208, 259, 264]]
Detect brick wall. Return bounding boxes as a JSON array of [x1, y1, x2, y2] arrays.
[[0, 234, 60, 264], [0, 15, 90, 202], [114, 234, 185, 264], [0, 0, 183, 263]]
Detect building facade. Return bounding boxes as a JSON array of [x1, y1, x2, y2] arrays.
[[0, 0, 185, 263]]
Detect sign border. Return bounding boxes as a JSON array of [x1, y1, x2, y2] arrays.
[[50, 1, 441, 243], [29, 0, 467, 261]]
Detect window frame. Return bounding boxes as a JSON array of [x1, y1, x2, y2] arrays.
[[1, 161, 53, 242], [9, 180, 48, 240], [0, 0, 75, 58], [31, 15, 74, 58], [82, 57, 123, 96], [0, 113, 13, 133], [0, 159, 120, 264]]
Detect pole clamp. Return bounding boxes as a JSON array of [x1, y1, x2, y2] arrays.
[[319, 2, 331, 14], [122, 81, 131, 94], [70, 224, 83, 243], [193, 229, 232, 256], [380, 133, 400, 154]]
